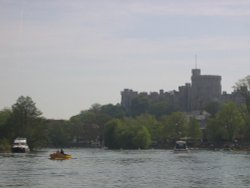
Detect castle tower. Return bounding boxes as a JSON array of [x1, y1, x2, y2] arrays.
[[192, 69, 201, 77], [190, 69, 221, 111], [121, 89, 138, 111]]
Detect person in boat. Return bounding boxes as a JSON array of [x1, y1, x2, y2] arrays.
[[60, 149, 65, 155]]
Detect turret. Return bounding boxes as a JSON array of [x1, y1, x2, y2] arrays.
[[192, 69, 201, 77]]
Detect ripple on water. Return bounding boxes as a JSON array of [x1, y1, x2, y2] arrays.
[[1, 149, 250, 188]]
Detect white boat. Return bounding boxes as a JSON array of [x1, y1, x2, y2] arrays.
[[12, 137, 30, 153], [174, 140, 189, 152]]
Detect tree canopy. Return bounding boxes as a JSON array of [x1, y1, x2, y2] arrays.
[[2, 86, 250, 151]]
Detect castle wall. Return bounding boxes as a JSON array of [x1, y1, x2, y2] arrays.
[[121, 69, 226, 113], [176, 83, 191, 111]]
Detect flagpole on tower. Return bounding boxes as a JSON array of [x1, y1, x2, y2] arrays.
[[195, 54, 197, 69]]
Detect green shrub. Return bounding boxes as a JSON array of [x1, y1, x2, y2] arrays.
[[0, 139, 11, 152]]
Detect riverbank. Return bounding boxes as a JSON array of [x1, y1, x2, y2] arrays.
[[1, 139, 250, 153], [155, 140, 250, 151], [0, 139, 11, 153]]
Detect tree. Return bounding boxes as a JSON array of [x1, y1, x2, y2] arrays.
[[11, 96, 42, 135], [69, 114, 86, 144], [135, 114, 161, 143], [130, 96, 149, 116], [234, 76, 250, 141], [185, 117, 202, 140], [104, 118, 152, 149], [69, 107, 111, 146], [206, 118, 225, 142], [206, 102, 244, 142], [148, 101, 173, 118], [12, 96, 42, 118], [46, 120, 71, 147], [205, 101, 221, 117], [0, 109, 12, 151], [234, 75, 250, 114], [10, 96, 45, 149], [0, 108, 12, 139], [104, 119, 123, 149], [131, 125, 151, 149], [160, 112, 188, 143], [100, 104, 125, 118], [115, 121, 151, 149], [89, 103, 102, 113]]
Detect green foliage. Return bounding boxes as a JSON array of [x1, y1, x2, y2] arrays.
[[0, 98, 47, 150], [104, 118, 152, 149], [46, 120, 71, 147], [185, 117, 202, 140], [238, 105, 250, 141], [160, 112, 188, 142], [104, 119, 123, 149], [135, 114, 161, 142], [100, 104, 126, 118], [0, 109, 11, 126], [69, 107, 111, 146], [148, 101, 173, 118], [206, 118, 225, 142], [4, 91, 250, 150], [69, 114, 86, 142], [243, 116, 250, 141], [205, 101, 221, 117], [9, 96, 46, 150], [235, 75, 250, 115], [0, 109, 12, 139], [130, 96, 149, 116], [0, 138, 11, 152], [12, 96, 42, 118], [131, 125, 151, 149], [128, 96, 175, 118], [206, 102, 244, 142], [115, 123, 151, 149]]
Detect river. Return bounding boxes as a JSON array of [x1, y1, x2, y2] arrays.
[[1, 149, 250, 188]]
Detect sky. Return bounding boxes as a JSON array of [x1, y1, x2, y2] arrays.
[[1, 0, 250, 119]]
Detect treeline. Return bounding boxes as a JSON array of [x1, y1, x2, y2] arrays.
[[0, 98, 201, 150], [0, 76, 250, 151]]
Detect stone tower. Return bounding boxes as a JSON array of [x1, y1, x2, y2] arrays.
[[121, 89, 138, 111], [190, 69, 221, 110]]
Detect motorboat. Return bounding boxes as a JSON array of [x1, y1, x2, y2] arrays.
[[50, 150, 72, 160], [12, 137, 30, 153], [174, 140, 189, 152]]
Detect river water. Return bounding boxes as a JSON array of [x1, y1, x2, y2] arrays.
[[1, 149, 250, 188]]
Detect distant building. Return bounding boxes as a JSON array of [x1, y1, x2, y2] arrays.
[[121, 68, 244, 113], [190, 68, 221, 110], [121, 89, 138, 111]]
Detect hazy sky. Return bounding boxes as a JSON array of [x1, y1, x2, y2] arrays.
[[1, 0, 250, 119]]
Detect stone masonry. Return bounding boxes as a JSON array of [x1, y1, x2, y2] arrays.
[[121, 69, 242, 112]]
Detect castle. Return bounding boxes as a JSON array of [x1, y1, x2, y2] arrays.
[[121, 69, 243, 113]]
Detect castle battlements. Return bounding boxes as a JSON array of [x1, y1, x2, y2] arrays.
[[121, 69, 243, 113]]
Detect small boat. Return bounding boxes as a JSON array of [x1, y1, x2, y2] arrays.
[[12, 137, 30, 153], [50, 151, 72, 160], [174, 140, 189, 153]]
